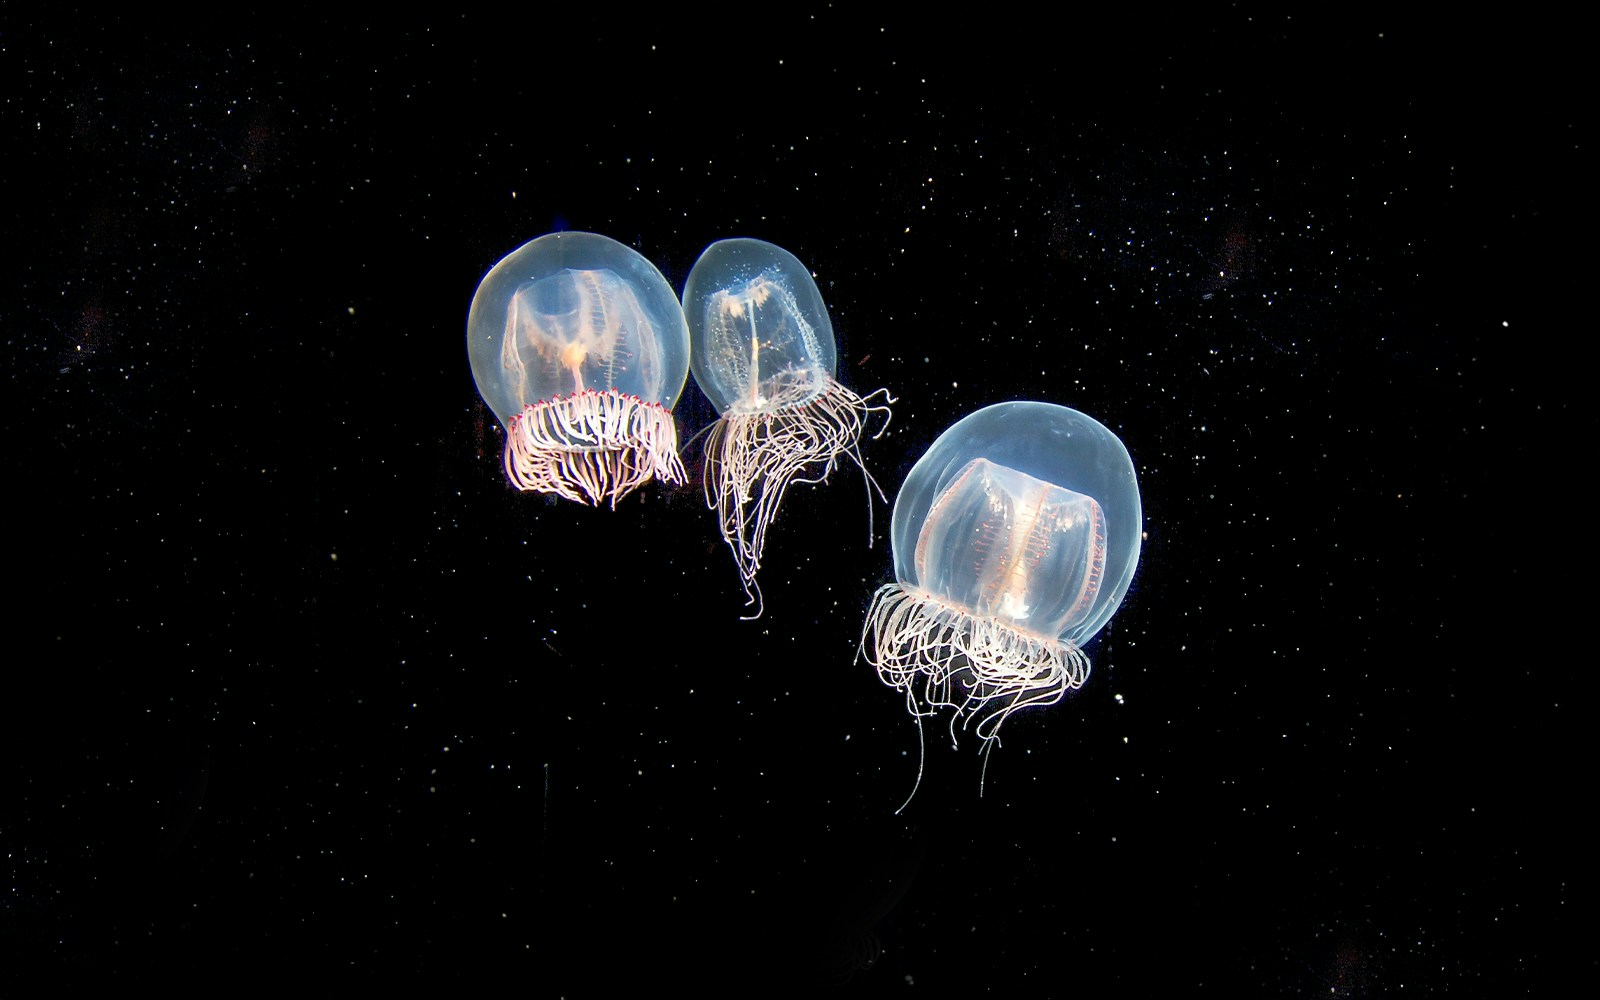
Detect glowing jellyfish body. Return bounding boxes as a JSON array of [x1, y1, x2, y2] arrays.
[[466, 231, 690, 507], [683, 238, 892, 616], [861, 401, 1141, 774]]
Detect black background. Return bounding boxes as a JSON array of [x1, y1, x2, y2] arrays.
[[4, 11, 1586, 995]]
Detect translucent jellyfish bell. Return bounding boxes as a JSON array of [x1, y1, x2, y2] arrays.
[[467, 232, 691, 507], [861, 401, 1141, 790], [683, 238, 893, 616]]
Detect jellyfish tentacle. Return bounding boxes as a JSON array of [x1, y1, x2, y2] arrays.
[[704, 374, 892, 619], [859, 581, 1090, 780], [505, 388, 686, 508]]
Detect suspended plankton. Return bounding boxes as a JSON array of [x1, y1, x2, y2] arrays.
[[860, 401, 1142, 805], [466, 231, 691, 507], [682, 238, 893, 616]]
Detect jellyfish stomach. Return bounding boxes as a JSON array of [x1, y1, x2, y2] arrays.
[[560, 339, 589, 393]]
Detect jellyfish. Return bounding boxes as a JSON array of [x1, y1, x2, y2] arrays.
[[860, 401, 1141, 800], [682, 238, 893, 616], [466, 232, 691, 507]]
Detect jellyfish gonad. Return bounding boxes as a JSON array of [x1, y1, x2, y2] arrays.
[[682, 238, 893, 617], [860, 401, 1141, 806], [466, 231, 691, 507]]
